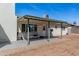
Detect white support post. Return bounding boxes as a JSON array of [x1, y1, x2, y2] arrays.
[[47, 21, 50, 41], [48, 28, 50, 40], [27, 19, 30, 45], [61, 23, 63, 39]]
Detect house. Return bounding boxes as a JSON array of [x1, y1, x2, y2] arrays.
[[17, 15, 72, 44], [0, 3, 78, 44]]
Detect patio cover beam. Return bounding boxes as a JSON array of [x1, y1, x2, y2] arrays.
[[23, 17, 66, 24]]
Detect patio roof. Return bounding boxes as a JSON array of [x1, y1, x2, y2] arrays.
[[17, 15, 70, 25]]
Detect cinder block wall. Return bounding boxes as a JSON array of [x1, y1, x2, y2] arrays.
[[0, 3, 17, 42], [71, 26, 79, 34]]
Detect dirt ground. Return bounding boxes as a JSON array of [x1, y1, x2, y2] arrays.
[[0, 34, 79, 56]]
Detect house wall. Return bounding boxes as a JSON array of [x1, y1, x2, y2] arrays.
[[0, 3, 17, 42], [50, 27, 69, 36], [67, 27, 72, 34], [37, 22, 48, 37], [62, 28, 68, 35], [18, 19, 71, 39], [50, 22, 69, 36], [50, 23, 60, 36]]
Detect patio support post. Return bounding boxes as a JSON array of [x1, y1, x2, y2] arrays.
[[61, 22, 63, 39], [47, 21, 50, 41], [27, 18, 30, 45]]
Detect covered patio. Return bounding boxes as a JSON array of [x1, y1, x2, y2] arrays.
[[17, 15, 69, 44]]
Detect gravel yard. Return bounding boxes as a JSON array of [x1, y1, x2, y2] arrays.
[[0, 34, 79, 56]]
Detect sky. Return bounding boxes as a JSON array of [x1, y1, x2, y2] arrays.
[[15, 3, 79, 25]]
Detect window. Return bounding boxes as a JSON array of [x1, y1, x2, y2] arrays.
[[22, 24, 25, 32], [55, 25, 57, 29], [22, 24, 37, 32], [43, 26, 45, 30], [34, 25, 37, 32], [29, 24, 37, 32]]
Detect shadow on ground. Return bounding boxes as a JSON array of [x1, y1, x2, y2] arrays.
[[17, 35, 59, 42], [29, 36, 59, 41], [0, 24, 10, 48]]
